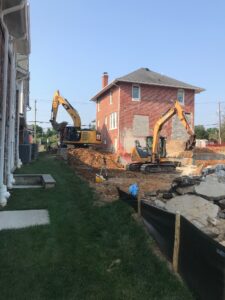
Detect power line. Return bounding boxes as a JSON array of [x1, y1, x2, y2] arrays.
[[28, 121, 50, 124], [34, 100, 37, 143], [195, 101, 225, 105], [29, 98, 93, 105]]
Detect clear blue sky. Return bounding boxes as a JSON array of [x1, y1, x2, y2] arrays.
[[28, 0, 225, 129]]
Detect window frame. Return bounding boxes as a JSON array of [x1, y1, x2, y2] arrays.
[[109, 112, 117, 130], [177, 89, 185, 105], [132, 84, 141, 101]]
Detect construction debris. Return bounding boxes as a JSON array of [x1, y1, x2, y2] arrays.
[[143, 164, 225, 244], [165, 195, 219, 227], [195, 175, 225, 200]]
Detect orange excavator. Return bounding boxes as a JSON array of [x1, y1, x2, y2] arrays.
[[50, 90, 101, 147], [128, 100, 196, 172]]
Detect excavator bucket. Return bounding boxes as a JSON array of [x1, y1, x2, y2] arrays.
[[185, 134, 196, 150]]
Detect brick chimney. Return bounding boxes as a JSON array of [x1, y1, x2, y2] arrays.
[[102, 72, 108, 88]]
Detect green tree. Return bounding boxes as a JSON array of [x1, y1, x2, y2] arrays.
[[194, 125, 209, 139], [33, 124, 44, 138], [46, 128, 57, 137], [207, 128, 219, 141], [220, 119, 225, 142]]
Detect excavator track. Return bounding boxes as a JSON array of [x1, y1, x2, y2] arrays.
[[140, 162, 176, 173], [126, 163, 142, 172]]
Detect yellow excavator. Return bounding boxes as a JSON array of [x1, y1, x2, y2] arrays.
[[128, 100, 196, 172], [50, 90, 101, 146]]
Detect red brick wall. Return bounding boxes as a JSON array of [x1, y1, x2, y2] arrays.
[[96, 82, 195, 156], [96, 85, 120, 151], [119, 83, 194, 155]]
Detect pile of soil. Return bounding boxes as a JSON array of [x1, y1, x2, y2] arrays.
[[68, 148, 122, 170], [67, 148, 178, 202]]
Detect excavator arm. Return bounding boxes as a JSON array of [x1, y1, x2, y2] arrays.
[[50, 90, 81, 131], [152, 100, 195, 162]]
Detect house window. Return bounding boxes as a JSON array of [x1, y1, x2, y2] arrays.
[[105, 116, 107, 126], [109, 91, 112, 104], [177, 89, 185, 105], [132, 85, 141, 101], [110, 112, 117, 130], [97, 120, 100, 128], [97, 101, 100, 112]]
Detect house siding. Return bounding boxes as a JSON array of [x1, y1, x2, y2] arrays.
[[0, 1, 30, 206]]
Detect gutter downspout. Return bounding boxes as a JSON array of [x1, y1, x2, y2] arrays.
[[15, 82, 22, 169], [7, 51, 16, 188], [113, 83, 120, 154], [17, 79, 24, 168], [0, 21, 10, 206], [15, 73, 29, 169]]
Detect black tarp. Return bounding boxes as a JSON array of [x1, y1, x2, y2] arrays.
[[117, 188, 138, 211], [179, 217, 225, 300], [118, 192, 225, 300], [141, 201, 175, 260]]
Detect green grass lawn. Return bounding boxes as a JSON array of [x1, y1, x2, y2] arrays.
[[0, 153, 194, 300]]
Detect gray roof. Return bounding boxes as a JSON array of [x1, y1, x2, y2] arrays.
[[91, 67, 204, 101]]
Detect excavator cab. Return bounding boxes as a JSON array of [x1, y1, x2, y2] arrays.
[[146, 136, 167, 158], [129, 136, 167, 170], [64, 126, 81, 142]]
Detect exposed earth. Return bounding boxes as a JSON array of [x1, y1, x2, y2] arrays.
[[65, 148, 192, 202]]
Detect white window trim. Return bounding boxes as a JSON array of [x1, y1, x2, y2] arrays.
[[114, 137, 118, 152], [109, 90, 112, 105], [132, 84, 141, 101], [177, 89, 185, 105], [109, 112, 117, 130], [97, 100, 100, 112]]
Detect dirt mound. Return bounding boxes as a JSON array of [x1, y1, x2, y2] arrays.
[[68, 148, 123, 170], [66, 148, 177, 202]]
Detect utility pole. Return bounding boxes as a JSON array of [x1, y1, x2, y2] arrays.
[[218, 101, 222, 144], [34, 99, 37, 143]]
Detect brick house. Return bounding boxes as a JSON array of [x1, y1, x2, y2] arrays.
[[91, 68, 204, 162]]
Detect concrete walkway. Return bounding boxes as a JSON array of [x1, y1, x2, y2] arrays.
[[0, 209, 50, 230]]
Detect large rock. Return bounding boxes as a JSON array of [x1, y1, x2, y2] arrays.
[[195, 175, 225, 200], [165, 195, 219, 227]]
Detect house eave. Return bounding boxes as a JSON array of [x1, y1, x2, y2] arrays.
[[90, 79, 205, 101], [90, 80, 117, 102], [118, 79, 205, 94], [1, 0, 31, 55]]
